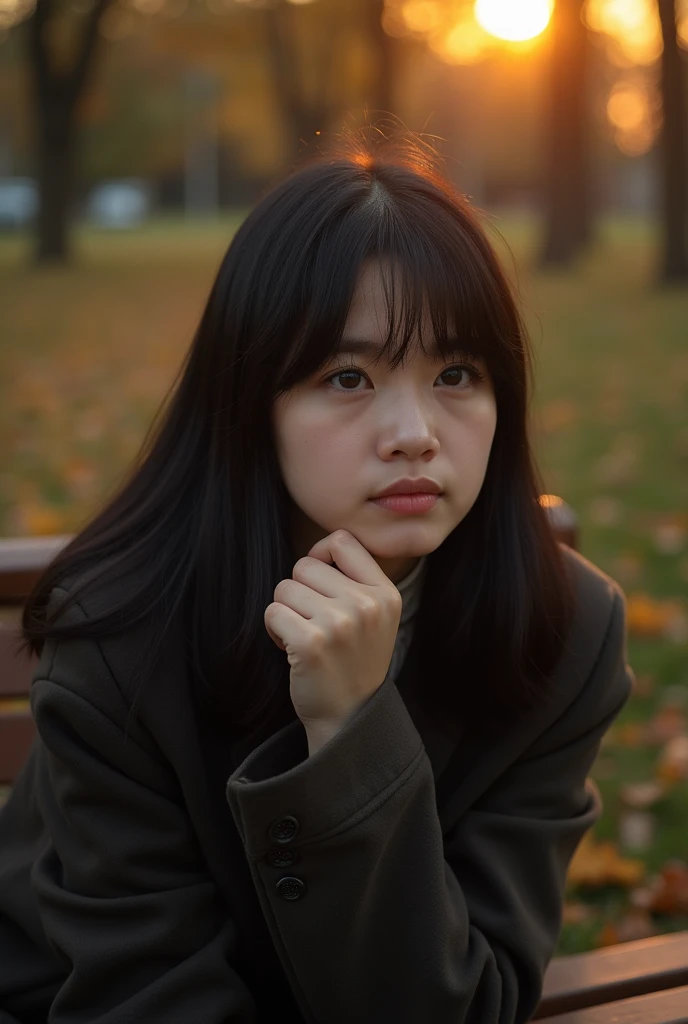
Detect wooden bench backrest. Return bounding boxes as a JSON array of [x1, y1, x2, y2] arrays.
[[0, 619, 38, 784], [534, 982, 688, 1023], [0, 534, 72, 784], [533, 932, 688, 1018]]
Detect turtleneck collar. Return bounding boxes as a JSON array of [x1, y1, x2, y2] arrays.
[[394, 555, 429, 628]]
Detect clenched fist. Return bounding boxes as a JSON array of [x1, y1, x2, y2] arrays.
[[264, 530, 403, 752]]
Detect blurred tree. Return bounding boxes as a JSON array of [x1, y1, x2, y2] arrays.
[[262, 0, 395, 169], [365, 0, 395, 117], [263, 0, 339, 166], [13, 0, 385, 262], [26, 0, 113, 262], [78, 44, 188, 185], [539, 0, 593, 266], [657, 0, 688, 282]]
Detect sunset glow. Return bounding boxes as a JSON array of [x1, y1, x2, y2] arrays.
[[475, 0, 553, 42], [584, 0, 663, 65], [606, 81, 658, 155]]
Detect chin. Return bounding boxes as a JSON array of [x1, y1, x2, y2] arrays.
[[361, 529, 445, 560]]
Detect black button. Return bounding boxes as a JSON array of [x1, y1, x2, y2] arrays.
[[266, 846, 299, 869], [276, 876, 306, 900], [268, 815, 300, 844]]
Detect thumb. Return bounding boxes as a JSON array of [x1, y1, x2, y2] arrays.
[[265, 617, 287, 652]]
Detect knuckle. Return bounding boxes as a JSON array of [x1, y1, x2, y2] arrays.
[[274, 578, 296, 600], [326, 609, 353, 641], [306, 625, 327, 656], [292, 557, 313, 578], [356, 595, 379, 621]]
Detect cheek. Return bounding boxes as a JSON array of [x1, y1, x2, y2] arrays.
[[279, 417, 359, 501], [468, 396, 498, 449], [448, 402, 497, 479]]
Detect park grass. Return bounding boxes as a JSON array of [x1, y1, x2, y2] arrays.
[[1, 212, 687, 954]]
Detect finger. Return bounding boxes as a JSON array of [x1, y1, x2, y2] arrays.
[[264, 601, 313, 652], [307, 529, 391, 587], [274, 578, 327, 618], [290, 558, 362, 600]]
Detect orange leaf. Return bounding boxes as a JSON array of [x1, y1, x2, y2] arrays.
[[648, 861, 688, 915], [606, 909, 657, 944], [595, 923, 620, 947], [567, 833, 646, 889], [645, 707, 687, 744], [613, 722, 647, 748]]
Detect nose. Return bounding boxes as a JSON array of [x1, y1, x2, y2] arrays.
[[376, 392, 440, 460]]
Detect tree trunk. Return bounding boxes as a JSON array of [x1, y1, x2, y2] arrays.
[[657, 0, 688, 283], [539, 0, 592, 266], [364, 0, 395, 121], [26, 0, 111, 264], [264, 0, 343, 169], [35, 94, 75, 262]]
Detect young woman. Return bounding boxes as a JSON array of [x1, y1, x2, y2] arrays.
[[0, 134, 634, 1024]]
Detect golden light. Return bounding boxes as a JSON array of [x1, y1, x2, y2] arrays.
[[474, 0, 553, 42], [400, 0, 443, 34], [0, 0, 34, 30], [584, 0, 663, 65], [676, 0, 688, 48], [607, 83, 648, 131], [430, 15, 492, 64], [606, 81, 659, 156]]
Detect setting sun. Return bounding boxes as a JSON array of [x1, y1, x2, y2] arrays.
[[475, 0, 554, 42]]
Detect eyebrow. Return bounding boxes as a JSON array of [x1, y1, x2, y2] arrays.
[[334, 337, 478, 360]]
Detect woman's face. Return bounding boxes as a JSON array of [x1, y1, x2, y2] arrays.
[[272, 258, 498, 584]]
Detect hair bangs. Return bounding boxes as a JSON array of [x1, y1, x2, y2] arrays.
[[366, 218, 513, 379], [274, 191, 514, 397], [273, 202, 375, 393]]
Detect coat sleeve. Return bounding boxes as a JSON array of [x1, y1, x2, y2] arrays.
[[225, 592, 634, 1024], [28, 599, 259, 1023]]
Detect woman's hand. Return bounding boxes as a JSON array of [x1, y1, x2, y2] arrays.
[[264, 530, 403, 746]]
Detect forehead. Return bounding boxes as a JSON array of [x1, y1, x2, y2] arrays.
[[338, 257, 476, 364], [344, 259, 405, 336]]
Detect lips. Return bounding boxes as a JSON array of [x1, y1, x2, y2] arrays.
[[372, 478, 443, 498]]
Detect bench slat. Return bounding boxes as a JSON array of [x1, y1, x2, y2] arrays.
[[0, 535, 72, 604], [0, 621, 37, 697], [533, 983, 688, 1023], [0, 711, 36, 785], [534, 933, 688, 1018], [0, 615, 39, 784]]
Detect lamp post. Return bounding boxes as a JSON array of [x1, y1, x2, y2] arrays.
[[183, 67, 220, 218]]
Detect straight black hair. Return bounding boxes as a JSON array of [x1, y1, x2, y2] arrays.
[[17, 130, 576, 741]]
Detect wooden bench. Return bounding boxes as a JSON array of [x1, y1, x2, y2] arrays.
[[0, 616, 37, 787], [536, 983, 688, 1023], [534, 933, 688, 1019], [2, 502, 688, 1022], [0, 534, 71, 786]]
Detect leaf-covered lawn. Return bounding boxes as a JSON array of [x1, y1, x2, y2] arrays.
[[1, 214, 687, 954]]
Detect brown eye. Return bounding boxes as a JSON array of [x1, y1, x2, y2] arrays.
[[325, 369, 368, 391], [439, 364, 486, 389], [439, 367, 467, 387]]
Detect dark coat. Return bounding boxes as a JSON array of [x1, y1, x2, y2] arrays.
[[0, 544, 633, 1024]]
